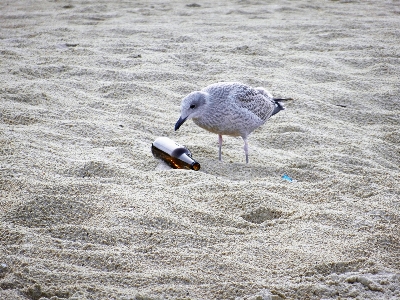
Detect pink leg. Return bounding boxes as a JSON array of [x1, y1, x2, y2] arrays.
[[218, 134, 223, 161], [243, 137, 249, 164]]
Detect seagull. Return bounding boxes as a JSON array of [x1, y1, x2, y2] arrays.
[[175, 82, 291, 163]]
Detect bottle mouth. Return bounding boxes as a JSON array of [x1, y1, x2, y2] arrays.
[[192, 162, 201, 171]]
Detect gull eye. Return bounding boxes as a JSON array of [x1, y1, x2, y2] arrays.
[[190, 104, 196, 109]]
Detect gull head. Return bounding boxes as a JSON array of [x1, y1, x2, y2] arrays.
[[175, 91, 207, 131]]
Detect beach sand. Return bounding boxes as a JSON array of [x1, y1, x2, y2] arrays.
[[1, 0, 399, 299]]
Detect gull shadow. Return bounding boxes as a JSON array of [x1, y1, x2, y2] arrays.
[[199, 158, 282, 181]]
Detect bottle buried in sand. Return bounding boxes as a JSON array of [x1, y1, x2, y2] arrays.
[[151, 137, 200, 171]]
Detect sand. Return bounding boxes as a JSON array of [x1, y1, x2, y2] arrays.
[[1, 0, 399, 299]]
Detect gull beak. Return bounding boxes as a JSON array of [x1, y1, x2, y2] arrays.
[[174, 116, 187, 131]]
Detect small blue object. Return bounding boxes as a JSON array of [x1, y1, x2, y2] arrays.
[[282, 174, 293, 182]]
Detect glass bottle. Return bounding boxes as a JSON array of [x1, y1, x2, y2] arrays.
[[151, 137, 200, 171]]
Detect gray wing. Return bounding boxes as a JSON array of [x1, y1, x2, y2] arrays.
[[233, 84, 275, 122]]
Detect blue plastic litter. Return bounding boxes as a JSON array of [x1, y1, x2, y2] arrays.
[[282, 174, 294, 182]]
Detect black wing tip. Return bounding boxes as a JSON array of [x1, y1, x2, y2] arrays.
[[273, 97, 294, 102], [271, 99, 287, 116]]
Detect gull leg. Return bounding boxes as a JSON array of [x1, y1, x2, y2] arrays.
[[243, 137, 249, 164], [218, 134, 223, 161]]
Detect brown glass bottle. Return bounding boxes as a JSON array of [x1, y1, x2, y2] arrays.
[[151, 137, 200, 171]]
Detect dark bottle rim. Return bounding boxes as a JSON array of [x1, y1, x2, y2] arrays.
[[191, 161, 200, 171]]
